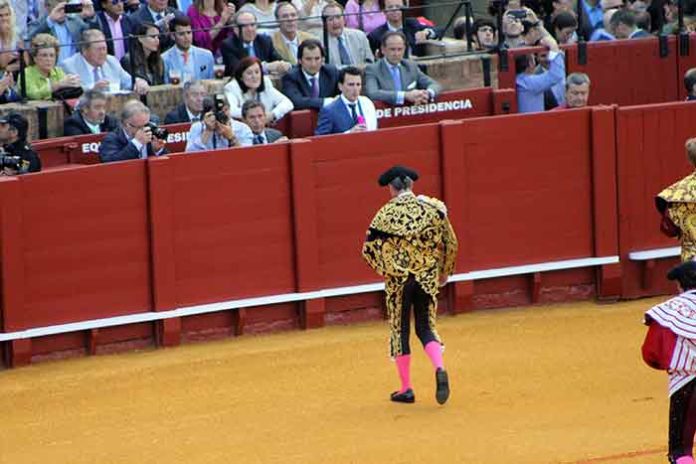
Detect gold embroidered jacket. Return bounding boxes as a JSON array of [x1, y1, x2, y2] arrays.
[[361, 192, 458, 296], [657, 171, 696, 261]]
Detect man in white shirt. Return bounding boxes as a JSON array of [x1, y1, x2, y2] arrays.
[[322, 2, 374, 67], [315, 66, 377, 135]]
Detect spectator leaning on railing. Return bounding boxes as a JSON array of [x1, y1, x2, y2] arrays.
[[63, 89, 119, 135], [242, 99, 288, 145], [322, 2, 374, 68], [223, 56, 294, 123], [281, 39, 340, 111], [271, 1, 314, 65], [61, 28, 150, 95], [364, 31, 441, 106], [23, 33, 82, 101], [99, 99, 168, 162], [164, 80, 207, 124], [162, 16, 215, 83]]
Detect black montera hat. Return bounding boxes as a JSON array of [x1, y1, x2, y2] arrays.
[[378, 165, 419, 187], [667, 260, 696, 283]]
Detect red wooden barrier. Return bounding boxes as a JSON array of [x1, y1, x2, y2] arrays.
[[31, 136, 75, 168], [616, 101, 696, 298]]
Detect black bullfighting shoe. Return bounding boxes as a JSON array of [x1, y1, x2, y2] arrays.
[[435, 368, 450, 405], [390, 388, 415, 403]]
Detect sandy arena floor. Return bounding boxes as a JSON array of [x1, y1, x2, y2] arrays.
[[0, 298, 675, 464]]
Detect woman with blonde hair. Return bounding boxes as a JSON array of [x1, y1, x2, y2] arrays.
[[0, 0, 20, 73], [22, 34, 81, 101], [189, 0, 236, 58]]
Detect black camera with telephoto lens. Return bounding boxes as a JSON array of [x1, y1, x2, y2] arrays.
[[202, 95, 229, 125], [146, 122, 169, 141]]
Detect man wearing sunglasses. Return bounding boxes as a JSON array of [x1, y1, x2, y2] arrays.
[[96, 0, 135, 61]]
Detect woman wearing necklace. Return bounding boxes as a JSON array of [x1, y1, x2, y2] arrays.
[[239, 0, 279, 35], [189, 0, 236, 58]]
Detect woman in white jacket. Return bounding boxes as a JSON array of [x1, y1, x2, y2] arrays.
[[223, 56, 294, 123]]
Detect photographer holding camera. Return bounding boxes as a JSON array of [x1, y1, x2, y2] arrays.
[[99, 100, 168, 163], [0, 113, 42, 175], [186, 95, 254, 152]]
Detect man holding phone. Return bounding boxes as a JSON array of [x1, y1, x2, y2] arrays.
[[28, 0, 98, 64]]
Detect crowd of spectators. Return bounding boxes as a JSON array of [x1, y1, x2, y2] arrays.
[[0, 0, 694, 171]]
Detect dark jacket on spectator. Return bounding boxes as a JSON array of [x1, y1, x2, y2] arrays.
[[164, 103, 194, 124], [99, 128, 168, 163], [4, 140, 41, 173], [220, 34, 282, 76], [96, 11, 135, 57], [367, 18, 440, 57], [281, 64, 340, 110], [63, 111, 119, 137]]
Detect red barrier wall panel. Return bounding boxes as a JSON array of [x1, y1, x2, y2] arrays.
[[32, 137, 74, 168], [161, 146, 296, 306], [566, 38, 679, 106], [303, 125, 442, 288], [445, 110, 596, 271], [9, 163, 153, 329], [616, 102, 696, 297]]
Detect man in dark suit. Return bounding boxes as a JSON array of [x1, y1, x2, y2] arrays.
[[281, 40, 340, 111], [164, 81, 206, 124], [315, 66, 377, 135], [242, 100, 287, 144], [99, 100, 168, 163], [129, 0, 183, 51], [64, 90, 119, 136], [97, 0, 135, 60], [610, 9, 652, 39], [367, 0, 440, 57], [220, 11, 290, 76]]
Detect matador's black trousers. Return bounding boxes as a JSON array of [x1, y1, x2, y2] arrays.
[[669, 377, 696, 462], [399, 275, 438, 355]]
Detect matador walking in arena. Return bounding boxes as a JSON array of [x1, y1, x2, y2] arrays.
[[642, 262, 696, 464], [362, 166, 458, 405]]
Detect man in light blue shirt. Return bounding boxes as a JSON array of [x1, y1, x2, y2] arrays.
[[28, 0, 97, 64], [186, 96, 254, 151], [515, 33, 565, 113]]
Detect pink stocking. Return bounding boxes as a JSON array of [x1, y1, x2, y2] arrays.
[[395, 355, 412, 393], [424, 341, 444, 370]]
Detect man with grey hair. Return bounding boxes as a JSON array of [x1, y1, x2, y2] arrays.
[[63, 89, 119, 135], [551, 72, 591, 110], [99, 100, 167, 162], [164, 80, 206, 124], [60, 28, 149, 94]]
